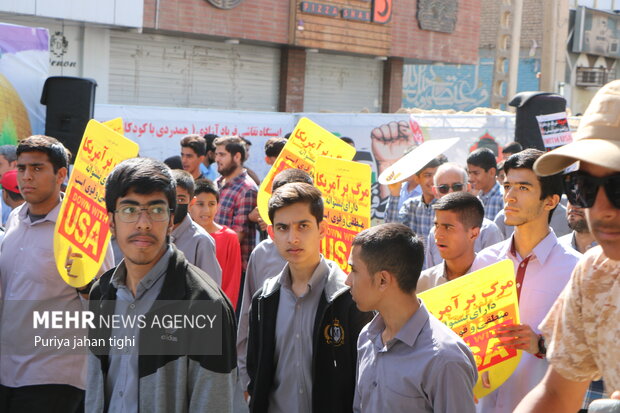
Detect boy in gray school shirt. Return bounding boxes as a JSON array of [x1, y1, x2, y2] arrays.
[[346, 223, 477, 413]]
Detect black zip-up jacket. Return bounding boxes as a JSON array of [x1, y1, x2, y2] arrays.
[[246, 259, 373, 413]]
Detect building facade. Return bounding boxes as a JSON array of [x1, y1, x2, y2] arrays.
[[1, 0, 481, 113]]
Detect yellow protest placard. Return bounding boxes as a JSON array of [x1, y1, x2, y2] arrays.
[[54, 119, 139, 287], [315, 156, 371, 271], [418, 260, 521, 399], [103, 117, 124, 135], [257, 117, 356, 225]]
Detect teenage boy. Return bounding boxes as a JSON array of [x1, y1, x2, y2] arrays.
[[471, 149, 581, 413], [191, 179, 242, 309], [180, 134, 206, 180], [237, 168, 313, 395], [418, 192, 484, 292], [87, 158, 237, 412], [346, 223, 477, 412], [246, 182, 372, 413], [424, 162, 503, 269], [385, 157, 441, 244], [170, 169, 221, 285], [0, 136, 114, 412], [467, 148, 503, 220]]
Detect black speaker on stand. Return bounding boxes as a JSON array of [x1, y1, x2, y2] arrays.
[[509, 92, 566, 151], [40, 76, 97, 162]]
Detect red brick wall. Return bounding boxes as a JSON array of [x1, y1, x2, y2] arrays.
[[143, 0, 290, 44], [391, 0, 481, 64]]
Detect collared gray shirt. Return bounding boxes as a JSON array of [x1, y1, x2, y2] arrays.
[[105, 246, 172, 413], [424, 217, 503, 270], [417, 261, 474, 293], [268, 258, 329, 413], [170, 215, 221, 285], [354, 301, 477, 413], [0, 200, 114, 389], [237, 238, 287, 389]]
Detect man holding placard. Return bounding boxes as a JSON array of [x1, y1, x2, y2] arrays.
[[346, 223, 477, 413], [0, 136, 115, 412], [516, 79, 620, 412], [471, 149, 581, 413], [385, 157, 441, 245]]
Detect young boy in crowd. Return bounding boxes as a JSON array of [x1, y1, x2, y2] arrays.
[[190, 179, 242, 309]]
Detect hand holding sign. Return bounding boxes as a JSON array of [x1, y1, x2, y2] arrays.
[[494, 323, 539, 354], [64, 245, 83, 279]]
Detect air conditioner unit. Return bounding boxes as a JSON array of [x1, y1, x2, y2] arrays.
[[576, 67, 609, 87]]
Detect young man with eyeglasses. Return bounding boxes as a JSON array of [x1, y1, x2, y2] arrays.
[[86, 158, 236, 412], [516, 80, 620, 412], [470, 149, 581, 413], [423, 163, 503, 269]]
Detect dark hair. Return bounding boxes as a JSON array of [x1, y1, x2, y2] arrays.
[[0, 145, 17, 163], [180, 134, 207, 157], [502, 141, 523, 155], [467, 148, 497, 172], [433, 192, 484, 229], [194, 179, 219, 202], [171, 169, 195, 199], [264, 137, 287, 158], [497, 160, 505, 172], [213, 136, 246, 162], [16, 135, 68, 172], [5, 189, 23, 202], [352, 223, 424, 294], [340, 136, 355, 147], [203, 134, 218, 152], [503, 148, 563, 222], [272, 168, 314, 191], [164, 155, 182, 170], [416, 157, 442, 176], [268, 182, 323, 224], [105, 158, 176, 213]]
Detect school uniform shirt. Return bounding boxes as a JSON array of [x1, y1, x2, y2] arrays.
[[170, 214, 222, 285], [0, 200, 114, 389], [470, 230, 581, 413], [354, 301, 477, 413]]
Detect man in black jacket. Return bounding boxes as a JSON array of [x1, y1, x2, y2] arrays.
[[247, 182, 372, 413], [86, 158, 237, 412]]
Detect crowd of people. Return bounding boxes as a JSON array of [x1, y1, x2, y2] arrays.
[[0, 79, 618, 413]]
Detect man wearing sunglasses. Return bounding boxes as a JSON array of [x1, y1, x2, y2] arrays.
[[516, 80, 620, 412], [86, 158, 237, 412], [423, 163, 503, 269]]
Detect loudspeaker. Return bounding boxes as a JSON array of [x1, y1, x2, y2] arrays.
[[509, 92, 566, 151], [41, 76, 97, 162]]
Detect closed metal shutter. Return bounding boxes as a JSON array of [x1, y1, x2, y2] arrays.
[[109, 31, 280, 111], [304, 52, 383, 112]]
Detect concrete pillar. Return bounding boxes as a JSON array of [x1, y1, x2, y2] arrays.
[[381, 57, 403, 113], [278, 46, 306, 112]]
